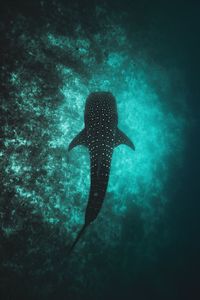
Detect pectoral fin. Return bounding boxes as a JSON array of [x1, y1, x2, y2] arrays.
[[115, 128, 135, 150], [68, 129, 87, 151]]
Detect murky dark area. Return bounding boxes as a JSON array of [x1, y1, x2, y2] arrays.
[[1, 1, 200, 299]]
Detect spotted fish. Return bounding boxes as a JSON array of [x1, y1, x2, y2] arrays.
[[67, 92, 135, 254]]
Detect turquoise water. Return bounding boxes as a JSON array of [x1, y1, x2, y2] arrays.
[[10, 24, 186, 239], [1, 2, 196, 299]]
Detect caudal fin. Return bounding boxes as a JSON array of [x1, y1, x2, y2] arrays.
[[67, 224, 87, 256]]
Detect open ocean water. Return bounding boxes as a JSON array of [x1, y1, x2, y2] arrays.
[[0, 1, 200, 299]]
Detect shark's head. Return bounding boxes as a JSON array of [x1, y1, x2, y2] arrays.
[[84, 92, 118, 124], [67, 91, 135, 253]]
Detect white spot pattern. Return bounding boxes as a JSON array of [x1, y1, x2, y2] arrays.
[[84, 92, 118, 224]]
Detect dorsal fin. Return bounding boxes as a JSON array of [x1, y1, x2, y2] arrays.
[[68, 129, 87, 151], [115, 128, 135, 150]]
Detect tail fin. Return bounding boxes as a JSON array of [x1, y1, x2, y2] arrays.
[[67, 224, 87, 256]]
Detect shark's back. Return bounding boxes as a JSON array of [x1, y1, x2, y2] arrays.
[[67, 92, 135, 255]]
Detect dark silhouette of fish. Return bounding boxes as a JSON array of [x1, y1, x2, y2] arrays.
[[67, 92, 135, 254]]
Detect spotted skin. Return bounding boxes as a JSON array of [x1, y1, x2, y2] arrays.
[[69, 92, 135, 224], [68, 92, 134, 253]]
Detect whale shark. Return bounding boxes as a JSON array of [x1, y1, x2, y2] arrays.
[[67, 92, 135, 254]]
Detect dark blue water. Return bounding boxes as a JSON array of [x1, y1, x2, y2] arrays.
[[0, 1, 200, 299]]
